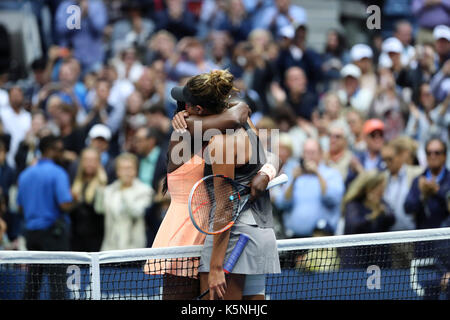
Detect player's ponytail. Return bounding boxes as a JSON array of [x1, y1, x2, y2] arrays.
[[186, 69, 238, 113]]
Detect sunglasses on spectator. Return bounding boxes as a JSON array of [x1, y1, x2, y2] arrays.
[[426, 150, 445, 156], [382, 156, 393, 162], [369, 130, 384, 139], [329, 134, 344, 139]]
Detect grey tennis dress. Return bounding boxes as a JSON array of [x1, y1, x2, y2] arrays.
[[198, 123, 281, 275]]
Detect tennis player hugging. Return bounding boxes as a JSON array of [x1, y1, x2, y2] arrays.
[[168, 69, 282, 300]]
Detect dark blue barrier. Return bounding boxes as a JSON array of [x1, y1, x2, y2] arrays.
[[0, 266, 446, 300]]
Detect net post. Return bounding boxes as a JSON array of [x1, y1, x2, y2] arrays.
[[90, 253, 101, 300]]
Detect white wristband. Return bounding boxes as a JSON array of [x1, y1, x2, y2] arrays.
[[258, 163, 277, 181]]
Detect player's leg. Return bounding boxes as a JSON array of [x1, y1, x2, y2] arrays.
[[242, 274, 266, 300]]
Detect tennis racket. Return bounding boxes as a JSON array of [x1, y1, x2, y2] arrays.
[[188, 173, 288, 235], [195, 233, 250, 300]]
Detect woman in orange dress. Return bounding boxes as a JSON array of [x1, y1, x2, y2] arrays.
[[144, 91, 250, 299]]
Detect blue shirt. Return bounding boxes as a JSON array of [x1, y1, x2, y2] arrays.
[[55, 0, 107, 72], [276, 162, 345, 237], [17, 159, 73, 230]]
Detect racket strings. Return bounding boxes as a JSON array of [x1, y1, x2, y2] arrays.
[[190, 176, 241, 234]]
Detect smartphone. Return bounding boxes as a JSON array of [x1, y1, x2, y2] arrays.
[[299, 158, 306, 170]]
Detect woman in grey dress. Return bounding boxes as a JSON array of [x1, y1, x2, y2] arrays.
[[171, 69, 281, 300]]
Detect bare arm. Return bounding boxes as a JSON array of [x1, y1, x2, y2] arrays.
[[207, 134, 240, 300], [172, 101, 250, 135]]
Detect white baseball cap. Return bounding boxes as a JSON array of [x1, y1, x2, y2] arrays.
[[279, 25, 295, 39], [378, 53, 393, 69], [350, 44, 373, 61], [340, 64, 362, 79], [88, 124, 111, 141], [382, 37, 403, 54], [433, 25, 450, 41]]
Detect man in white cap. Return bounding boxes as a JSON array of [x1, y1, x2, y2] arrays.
[[68, 124, 116, 183], [350, 43, 377, 95], [412, 0, 450, 45], [430, 25, 450, 103], [380, 37, 404, 73], [433, 25, 450, 68], [337, 64, 374, 116]]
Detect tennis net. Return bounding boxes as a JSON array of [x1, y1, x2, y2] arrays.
[[1, 228, 449, 300]]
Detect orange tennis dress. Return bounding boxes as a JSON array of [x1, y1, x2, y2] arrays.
[[144, 154, 206, 277]]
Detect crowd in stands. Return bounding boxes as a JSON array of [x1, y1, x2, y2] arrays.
[[0, 0, 449, 255]]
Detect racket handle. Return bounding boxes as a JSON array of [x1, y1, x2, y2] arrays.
[[223, 234, 249, 274], [195, 234, 250, 300]]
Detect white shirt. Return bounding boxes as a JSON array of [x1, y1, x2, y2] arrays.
[[383, 166, 416, 231], [0, 105, 31, 168]]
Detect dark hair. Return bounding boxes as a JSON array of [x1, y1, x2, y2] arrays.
[[425, 137, 447, 155], [31, 57, 47, 71], [39, 135, 61, 154]]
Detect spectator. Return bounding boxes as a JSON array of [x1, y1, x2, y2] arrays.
[[271, 66, 318, 121], [83, 78, 114, 129], [321, 29, 350, 92], [154, 0, 197, 40], [432, 25, 450, 69], [54, 103, 86, 164], [346, 118, 386, 187], [165, 38, 219, 82], [134, 126, 166, 246], [0, 140, 15, 240], [14, 110, 49, 176], [412, 0, 450, 45], [134, 126, 163, 191], [112, 47, 145, 84], [337, 64, 374, 116], [405, 82, 448, 165], [369, 64, 406, 141], [382, 138, 423, 231], [345, 108, 367, 153], [101, 64, 135, 139], [57, 59, 88, 115], [69, 124, 116, 185], [393, 20, 416, 67], [404, 138, 450, 229], [0, 86, 31, 168], [324, 122, 353, 181], [216, 0, 253, 43], [55, 0, 108, 74], [110, 1, 155, 57], [17, 135, 73, 299], [97, 153, 153, 250], [276, 24, 323, 94], [350, 44, 377, 96], [145, 30, 177, 65], [255, 0, 307, 38], [70, 147, 107, 252], [121, 91, 147, 153], [398, 44, 437, 98], [380, 37, 405, 78], [340, 170, 395, 267], [320, 91, 348, 129], [344, 173, 392, 226], [206, 31, 233, 70], [275, 138, 344, 238]]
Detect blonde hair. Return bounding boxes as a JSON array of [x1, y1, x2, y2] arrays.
[[186, 69, 238, 113], [341, 170, 386, 214], [72, 148, 108, 204], [115, 152, 139, 171]]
